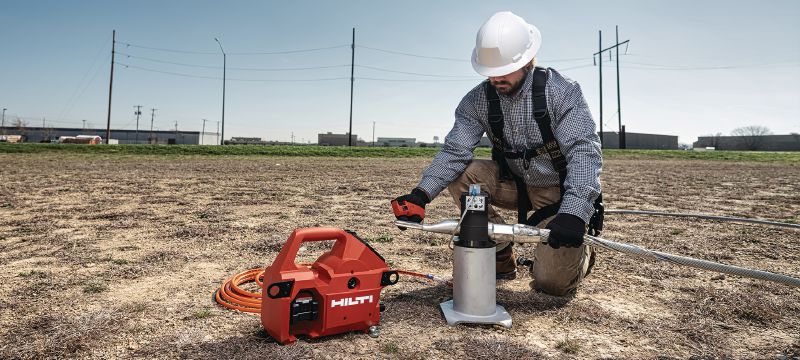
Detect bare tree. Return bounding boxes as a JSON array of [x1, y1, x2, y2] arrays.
[[731, 125, 772, 151], [11, 117, 29, 136], [710, 132, 723, 149]]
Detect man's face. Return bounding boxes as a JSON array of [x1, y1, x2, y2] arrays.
[[489, 67, 528, 95]]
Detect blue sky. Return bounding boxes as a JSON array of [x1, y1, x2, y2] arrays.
[[1, 0, 798, 144]]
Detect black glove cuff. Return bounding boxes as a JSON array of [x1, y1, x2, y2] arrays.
[[411, 188, 431, 204]]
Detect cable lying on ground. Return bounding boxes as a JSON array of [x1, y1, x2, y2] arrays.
[[215, 267, 448, 313]]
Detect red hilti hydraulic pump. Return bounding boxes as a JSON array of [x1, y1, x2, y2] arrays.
[[260, 227, 399, 344]]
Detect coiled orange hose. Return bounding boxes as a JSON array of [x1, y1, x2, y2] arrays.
[[215, 267, 448, 313]]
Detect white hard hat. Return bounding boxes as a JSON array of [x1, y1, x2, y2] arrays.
[[471, 11, 542, 77]]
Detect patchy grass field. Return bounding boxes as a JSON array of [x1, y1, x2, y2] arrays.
[[0, 152, 798, 359]]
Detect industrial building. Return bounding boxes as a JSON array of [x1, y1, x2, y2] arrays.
[[693, 134, 800, 151], [600, 132, 678, 150], [0, 126, 217, 145], [318, 132, 358, 146], [376, 137, 416, 147]]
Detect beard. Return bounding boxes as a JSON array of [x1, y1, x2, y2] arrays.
[[491, 79, 523, 95]]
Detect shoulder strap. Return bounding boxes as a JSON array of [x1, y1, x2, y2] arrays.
[[531, 67, 567, 196], [484, 81, 513, 181]]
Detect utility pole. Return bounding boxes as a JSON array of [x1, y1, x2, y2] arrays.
[[82, 119, 86, 130], [214, 38, 226, 145], [216, 121, 220, 145], [348, 28, 355, 147], [201, 119, 208, 145], [372, 121, 375, 147], [1, 108, 6, 134], [615, 25, 625, 149], [106, 30, 116, 144], [134, 105, 142, 144], [291, 132, 294, 145], [597, 31, 603, 148], [594, 27, 629, 149], [150, 108, 157, 144]]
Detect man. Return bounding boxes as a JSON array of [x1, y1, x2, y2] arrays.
[[391, 11, 602, 296]]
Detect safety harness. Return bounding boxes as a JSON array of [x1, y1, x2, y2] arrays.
[[484, 67, 604, 236]]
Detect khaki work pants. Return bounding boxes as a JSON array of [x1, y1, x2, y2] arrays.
[[446, 159, 594, 296]]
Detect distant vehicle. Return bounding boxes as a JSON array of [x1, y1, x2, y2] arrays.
[[0, 135, 25, 143], [59, 135, 102, 144]]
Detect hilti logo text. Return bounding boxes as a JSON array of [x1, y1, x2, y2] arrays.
[[330, 295, 373, 308]]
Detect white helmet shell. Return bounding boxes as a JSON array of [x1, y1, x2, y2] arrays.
[[471, 11, 542, 77]]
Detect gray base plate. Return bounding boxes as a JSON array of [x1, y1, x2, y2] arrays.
[[439, 300, 512, 328]]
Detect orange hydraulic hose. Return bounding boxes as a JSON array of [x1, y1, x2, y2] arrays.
[[215, 267, 448, 313]]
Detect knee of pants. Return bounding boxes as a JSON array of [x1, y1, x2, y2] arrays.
[[533, 274, 579, 297], [451, 160, 496, 186]]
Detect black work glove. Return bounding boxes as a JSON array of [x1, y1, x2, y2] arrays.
[[391, 188, 430, 229], [545, 213, 586, 249]]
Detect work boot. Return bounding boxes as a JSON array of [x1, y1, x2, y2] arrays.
[[496, 244, 517, 280]]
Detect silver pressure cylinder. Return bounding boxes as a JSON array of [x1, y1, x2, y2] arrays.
[[452, 241, 497, 316]]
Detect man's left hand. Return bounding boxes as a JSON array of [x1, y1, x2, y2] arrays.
[[545, 213, 586, 249]]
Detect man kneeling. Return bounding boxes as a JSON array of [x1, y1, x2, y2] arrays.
[[391, 11, 602, 297]]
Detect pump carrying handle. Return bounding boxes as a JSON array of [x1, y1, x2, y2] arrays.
[[271, 227, 351, 273]]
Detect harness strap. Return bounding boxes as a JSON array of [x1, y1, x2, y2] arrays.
[[484, 81, 514, 181], [484, 67, 603, 231], [531, 68, 567, 197]]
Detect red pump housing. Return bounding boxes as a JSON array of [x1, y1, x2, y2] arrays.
[[260, 227, 398, 344]]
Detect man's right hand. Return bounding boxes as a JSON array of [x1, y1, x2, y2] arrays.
[[391, 188, 430, 229]]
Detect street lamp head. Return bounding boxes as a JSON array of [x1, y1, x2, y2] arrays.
[[214, 37, 225, 54]]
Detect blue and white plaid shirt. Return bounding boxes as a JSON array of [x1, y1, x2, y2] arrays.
[[417, 68, 602, 223]]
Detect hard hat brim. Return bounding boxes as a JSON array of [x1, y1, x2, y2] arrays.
[[471, 24, 541, 77]]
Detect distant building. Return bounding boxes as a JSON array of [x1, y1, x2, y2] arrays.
[[0, 126, 209, 145], [377, 137, 416, 147], [318, 132, 357, 146], [693, 134, 800, 151], [600, 132, 678, 150], [229, 137, 264, 145]]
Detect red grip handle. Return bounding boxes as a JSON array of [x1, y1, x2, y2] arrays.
[[273, 227, 349, 272]]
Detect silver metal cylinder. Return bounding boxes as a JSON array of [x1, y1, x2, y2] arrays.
[[452, 238, 496, 316]]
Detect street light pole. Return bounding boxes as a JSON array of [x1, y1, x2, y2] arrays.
[[1, 108, 6, 134], [214, 37, 226, 146], [201, 119, 208, 145]]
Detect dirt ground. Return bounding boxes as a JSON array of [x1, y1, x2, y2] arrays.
[[0, 153, 798, 359]]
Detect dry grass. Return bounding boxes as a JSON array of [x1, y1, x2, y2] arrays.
[[0, 309, 122, 359], [0, 153, 798, 359]]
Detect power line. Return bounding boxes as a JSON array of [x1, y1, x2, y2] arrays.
[[57, 38, 110, 123], [117, 52, 351, 71], [118, 41, 217, 54], [117, 41, 349, 55], [117, 51, 477, 78], [620, 60, 800, 71], [227, 44, 349, 56], [357, 45, 468, 62], [115, 62, 350, 82], [355, 64, 476, 78], [357, 77, 477, 82]]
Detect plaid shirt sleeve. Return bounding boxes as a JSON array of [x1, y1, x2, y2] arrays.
[[416, 87, 486, 199], [548, 70, 602, 222]]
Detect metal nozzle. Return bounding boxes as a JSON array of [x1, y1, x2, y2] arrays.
[[394, 219, 549, 243]]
